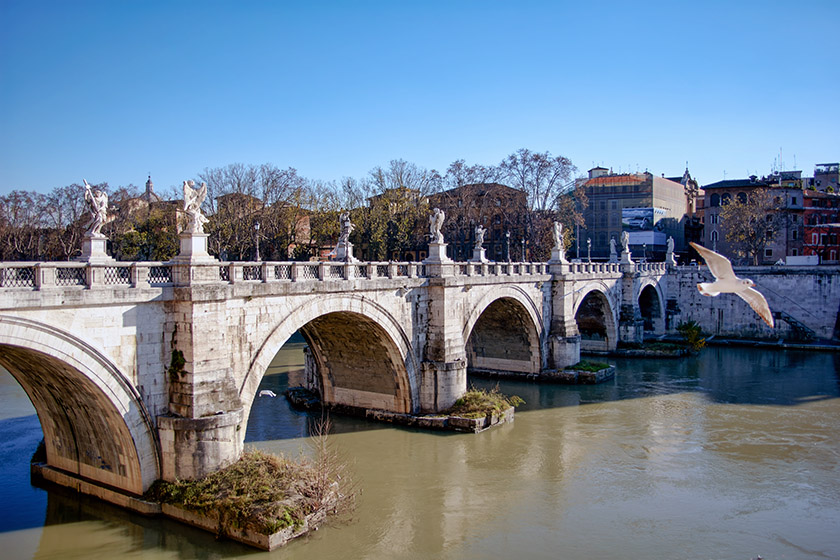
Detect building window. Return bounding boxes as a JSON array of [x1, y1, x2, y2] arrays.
[[792, 196, 797, 205], [792, 230, 798, 240], [710, 193, 720, 207], [792, 249, 798, 256], [721, 193, 732, 205], [765, 248, 773, 258], [737, 192, 747, 204], [831, 250, 837, 261], [813, 233, 819, 244], [711, 231, 719, 242], [710, 214, 719, 225]]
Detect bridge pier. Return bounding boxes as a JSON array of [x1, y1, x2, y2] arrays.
[[548, 264, 581, 368], [421, 267, 468, 412], [619, 265, 645, 344], [160, 291, 245, 481]]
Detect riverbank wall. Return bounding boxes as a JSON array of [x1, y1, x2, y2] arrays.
[[666, 266, 840, 341]]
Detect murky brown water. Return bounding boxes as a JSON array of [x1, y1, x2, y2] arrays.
[[2, 340, 839, 559]]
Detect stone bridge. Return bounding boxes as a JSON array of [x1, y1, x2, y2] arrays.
[[9, 252, 832, 504]]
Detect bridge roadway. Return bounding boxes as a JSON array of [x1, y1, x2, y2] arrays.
[[0, 257, 667, 499]]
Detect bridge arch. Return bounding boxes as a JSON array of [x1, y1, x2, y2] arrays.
[[573, 284, 618, 352], [638, 279, 665, 334], [241, 294, 419, 420], [462, 286, 544, 374], [0, 315, 160, 494]]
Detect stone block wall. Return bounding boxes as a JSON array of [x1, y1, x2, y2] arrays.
[[667, 266, 840, 340]]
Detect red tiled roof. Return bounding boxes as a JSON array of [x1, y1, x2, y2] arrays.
[[584, 174, 648, 187]]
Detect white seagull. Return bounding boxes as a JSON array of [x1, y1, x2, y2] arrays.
[[258, 390, 277, 398], [689, 242, 774, 328]]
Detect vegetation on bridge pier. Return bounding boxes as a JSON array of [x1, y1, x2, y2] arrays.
[[145, 438, 355, 550]]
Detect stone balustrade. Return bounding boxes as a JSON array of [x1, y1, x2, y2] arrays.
[[0, 259, 555, 290]]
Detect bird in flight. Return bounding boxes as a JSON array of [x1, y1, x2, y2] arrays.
[[689, 242, 774, 328]]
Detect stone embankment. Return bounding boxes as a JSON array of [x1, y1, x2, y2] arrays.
[[469, 364, 616, 384], [669, 265, 840, 341]]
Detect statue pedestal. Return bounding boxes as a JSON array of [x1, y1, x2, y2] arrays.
[[334, 241, 357, 262], [425, 242, 452, 264], [621, 250, 633, 264], [548, 247, 568, 264], [170, 233, 216, 264], [665, 253, 677, 266], [470, 247, 490, 263], [77, 235, 114, 263]]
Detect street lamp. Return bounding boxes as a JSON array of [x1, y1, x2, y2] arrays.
[[254, 221, 261, 262], [642, 243, 647, 263], [505, 231, 511, 263], [587, 238, 591, 263]]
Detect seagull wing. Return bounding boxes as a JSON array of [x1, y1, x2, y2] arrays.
[[690, 242, 736, 281], [736, 287, 774, 328]]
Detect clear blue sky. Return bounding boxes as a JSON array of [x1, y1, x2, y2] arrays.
[[1, 0, 837, 195]]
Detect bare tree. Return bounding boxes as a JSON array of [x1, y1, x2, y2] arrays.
[[41, 183, 89, 260], [719, 188, 785, 265], [499, 148, 577, 212], [367, 159, 441, 196], [0, 190, 50, 260], [197, 163, 308, 260], [442, 159, 503, 190]]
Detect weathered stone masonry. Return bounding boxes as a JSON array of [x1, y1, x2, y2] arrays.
[[0, 259, 837, 507]]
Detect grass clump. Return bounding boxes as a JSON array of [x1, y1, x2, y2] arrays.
[[146, 421, 354, 536], [446, 386, 524, 419], [565, 360, 610, 372], [677, 320, 706, 352]]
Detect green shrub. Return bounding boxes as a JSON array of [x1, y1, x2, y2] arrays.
[[566, 360, 609, 372], [677, 320, 706, 352]]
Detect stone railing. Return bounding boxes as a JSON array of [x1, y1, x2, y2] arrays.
[[0, 258, 640, 291], [215, 261, 427, 283], [566, 262, 622, 275], [636, 262, 667, 274], [452, 262, 548, 277], [0, 262, 174, 290], [0, 261, 430, 290]]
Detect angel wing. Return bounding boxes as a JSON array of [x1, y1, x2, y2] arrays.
[[197, 182, 207, 204], [736, 287, 775, 328], [690, 242, 735, 281]]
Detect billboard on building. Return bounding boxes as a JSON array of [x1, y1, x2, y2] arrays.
[[622, 207, 666, 247], [622, 208, 655, 231]]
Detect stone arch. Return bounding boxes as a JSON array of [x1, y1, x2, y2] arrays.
[[462, 286, 543, 374], [638, 280, 665, 334], [240, 294, 418, 421], [0, 315, 160, 494], [573, 285, 618, 352]]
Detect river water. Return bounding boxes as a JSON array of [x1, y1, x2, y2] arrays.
[[1, 339, 839, 560]]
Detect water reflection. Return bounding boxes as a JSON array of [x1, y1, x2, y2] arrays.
[[1, 344, 839, 559]]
